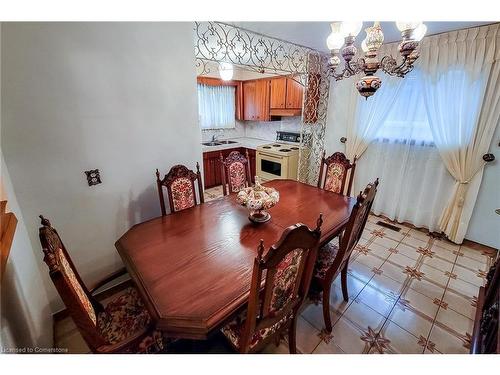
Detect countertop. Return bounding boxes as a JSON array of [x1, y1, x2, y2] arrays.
[[201, 137, 271, 153]]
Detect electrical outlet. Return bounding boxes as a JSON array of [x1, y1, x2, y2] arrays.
[[84, 169, 102, 186]]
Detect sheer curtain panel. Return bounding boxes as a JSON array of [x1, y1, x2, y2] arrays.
[[198, 84, 236, 130], [419, 24, 500, 243]]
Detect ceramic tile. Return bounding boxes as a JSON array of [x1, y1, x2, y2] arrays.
[[394, 243, 421, 260], [388, 304, 433, 339], [373, 236, 400, 250], [328, 287, 352, 313], [459, 246, 494, 263], [408, 278, 445, 301], [418, 264, 449, 287], [434, 307, 474, 337], [296, 317, 322, 354], [54, 317, 79, 340], [355, 284, 397, 317], [385, 252, 417, 269], [427, 324, 469, 354], [432, 238, 460, 252], [312, 340, 345, 354], [262, 341, 291, 354], [401, 235, 429, 250], [403, 288, 440, 319], [355, 252, 385, 270], [442, 289, 476, 320], [56, 329, 90, 354], [429, 245, 457, 262], [422, 254, 454, 272], [376, 321, 423, 354], [381, 229, 406, 242], [370, 273, 404, 296], [454, 253, 488, 272], [365, 241, 392, 260], [407, 229, 431, 242], [331, 273, 367, 299], [327, 317, 373, 354], [342, 298, 387, 332], [453, 263, 486, 287], [378, 261, 408, 284], [301, 302, 339, 331], [348, 261, 375, 284], [447, 277, 480, 300]]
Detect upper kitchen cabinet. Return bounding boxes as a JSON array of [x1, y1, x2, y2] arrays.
[[243, 79, 270, 121], [269, 76, 303, 117]]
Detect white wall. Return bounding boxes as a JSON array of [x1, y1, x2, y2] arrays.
[[324, 78, 500, 248], [465, 125, 500, 248], [1, 22, 202, 312], [1, 152, 54, 349]]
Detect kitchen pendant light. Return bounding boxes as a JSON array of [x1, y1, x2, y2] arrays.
[[219, 62, 234, 81]]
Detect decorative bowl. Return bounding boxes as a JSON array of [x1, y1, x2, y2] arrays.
[[237, 177, 279, 223]]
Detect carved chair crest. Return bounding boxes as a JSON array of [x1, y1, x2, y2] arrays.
[[156, 163, 204, 215], [318, 151, 357, 196]]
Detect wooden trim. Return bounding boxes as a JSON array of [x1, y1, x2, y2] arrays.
[[196, 76, 240, 87], [269, 108, 302, 117], [53, 278, 133, 322], [1, 200, 18, 280]]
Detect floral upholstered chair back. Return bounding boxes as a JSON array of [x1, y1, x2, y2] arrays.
[[318, 151, 357, 196], [237, 215, 323, 352], [335, 179, 379, 275], [220, 150, 252, 196], [38, 215, 107, 350], [156, 163, 204, 215]]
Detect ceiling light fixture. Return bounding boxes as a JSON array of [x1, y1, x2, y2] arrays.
[[218, 62, 234, 81], [326, 21, 426, 98]]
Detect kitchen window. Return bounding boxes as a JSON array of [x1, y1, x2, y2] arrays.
[[197, 84, 236, 130]]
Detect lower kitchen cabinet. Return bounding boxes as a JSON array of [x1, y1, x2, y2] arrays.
[[203, 147, 256, 189]]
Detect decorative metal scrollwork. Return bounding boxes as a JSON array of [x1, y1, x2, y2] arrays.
[[194, 22, 332, 185]]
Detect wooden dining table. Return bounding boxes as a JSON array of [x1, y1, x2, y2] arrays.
[[115, 179, 355, 340]]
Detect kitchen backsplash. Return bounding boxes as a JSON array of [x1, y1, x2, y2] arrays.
[[201, 116, 302, 142]]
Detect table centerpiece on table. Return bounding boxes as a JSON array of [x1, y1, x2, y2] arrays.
[[237, 177, 279, 223]]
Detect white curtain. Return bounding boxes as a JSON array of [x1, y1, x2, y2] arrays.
[[345, 43, 404, 161], [352, 70, 456, 231], [419, 24, 500, 243], [197, 84, 236, 129]]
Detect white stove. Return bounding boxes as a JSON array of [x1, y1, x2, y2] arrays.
[[256, 132, 301, 182]]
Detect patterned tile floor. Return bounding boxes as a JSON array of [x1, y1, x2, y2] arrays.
[[53, 186, 497, 354]]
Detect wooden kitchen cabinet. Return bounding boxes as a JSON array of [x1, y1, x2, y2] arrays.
[[285, 77, 304, 109], [203, 147, 256, 189], [269, 76, 303, 116], [269, 78, 287, 109], [243, 79, 270, 121]]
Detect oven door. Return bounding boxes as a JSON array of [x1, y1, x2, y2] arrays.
[[256, 152, 288, 181]]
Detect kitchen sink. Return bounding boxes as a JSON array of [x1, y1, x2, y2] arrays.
[[202, 140, 238, 146], [202, 142, 222, 146]]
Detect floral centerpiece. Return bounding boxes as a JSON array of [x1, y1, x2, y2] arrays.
[[237, 177, 279, 223]]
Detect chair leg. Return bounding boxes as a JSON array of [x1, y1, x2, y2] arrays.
[[322, 285, 332, 333], [288, 317, 297, 354], [341, 263, 349, 302]]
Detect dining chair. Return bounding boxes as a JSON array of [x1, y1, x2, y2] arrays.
[[470, 257, 499, 353], [317, 151, 357, 196], [38, 215, 164, 353], [311, 178, 379, 332], [156, 163, 204, 215], [220, 150, 252, 196], [221, 214, 323, 353]]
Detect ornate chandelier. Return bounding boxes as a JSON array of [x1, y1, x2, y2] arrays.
[[327, 21, 427, 98]]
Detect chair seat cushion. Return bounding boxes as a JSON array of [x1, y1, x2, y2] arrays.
[[314, 241, 339, 279], [98, 287, 163, 353], [221, 310, 290, 351]]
